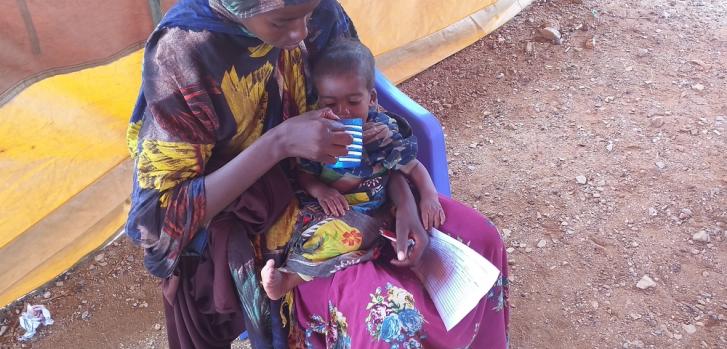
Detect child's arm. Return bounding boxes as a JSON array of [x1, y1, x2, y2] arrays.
[[399, 160, 446, 230], [298, 171, 350, 216]]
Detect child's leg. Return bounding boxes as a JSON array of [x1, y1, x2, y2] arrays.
[[260, 260, 306, 300]]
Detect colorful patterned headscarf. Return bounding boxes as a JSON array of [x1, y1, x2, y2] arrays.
[[209, 0, 315, 19]]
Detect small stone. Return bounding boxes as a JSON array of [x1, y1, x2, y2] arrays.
[[537, 27, 562, 44], [673, 333, 683, 340], [55, 281, 64, 287], [636, 48, 649, 57], [650, 117, 665, 128], [537, 239, 547, 248], [525, 42, 534, 54], [606, 142, 614, 152], [691, 84, 705, 91], [682, 323, 696, 334], [525, 247, 533, 253], [584, 36, 596, 49], [94, 253, 105, 262], [591, 301, 599, 309], [648, 207, 658, 216], [0, 325, 7, 337], [655, 161, 666, 170], [623, 340, 645, 348], [154, 323, 162, 331], [81, 310, 90, 321], [702, 271, 709, 277], [692, 231, 710, 243], [43, 291, 51, 299], [679, 208, 693, 220], [629, 313, 642, 320], [576, 175, 588, 185], [636, 275, 656, 289], [496, 72, 505, 79], [506, 247, 515, 254]]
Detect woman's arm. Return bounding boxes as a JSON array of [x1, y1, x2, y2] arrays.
[[387, 171, 429, 267], [204, 110, 351, 221]]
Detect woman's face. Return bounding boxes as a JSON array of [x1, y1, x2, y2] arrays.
[[240, 0, 321, 49]]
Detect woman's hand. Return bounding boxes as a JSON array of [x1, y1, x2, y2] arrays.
[[387, 171, 430, 268], [391, 202, 429, 268], [273, 108, 353, 163]]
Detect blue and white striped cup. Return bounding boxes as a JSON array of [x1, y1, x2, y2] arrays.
[[328, 118, 364, 169]]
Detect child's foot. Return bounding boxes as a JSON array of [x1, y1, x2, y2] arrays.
[[261, 260, 287, 300]]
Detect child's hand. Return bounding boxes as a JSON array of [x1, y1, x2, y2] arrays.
[[313, 186, 350, 216], [363, 121, 391, 144], [419, 196, 445, 230]]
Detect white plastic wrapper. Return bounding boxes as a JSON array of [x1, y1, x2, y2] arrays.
[[18, 304, 54, 341]]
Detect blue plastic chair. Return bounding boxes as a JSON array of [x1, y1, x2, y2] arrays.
[[374, 70, 451, 197]]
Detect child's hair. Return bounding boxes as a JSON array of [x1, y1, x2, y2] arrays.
[[312, 39, 376, 89]]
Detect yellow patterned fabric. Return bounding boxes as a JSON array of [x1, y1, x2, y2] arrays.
[[302, 219, 363, 261], [136, 139, 213, 192], [221, 63, 273, 152]]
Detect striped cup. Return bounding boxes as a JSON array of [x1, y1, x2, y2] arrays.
[[328, 118, 364, 169]]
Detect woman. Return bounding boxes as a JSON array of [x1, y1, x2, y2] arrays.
[[126, 0, 509, 348]]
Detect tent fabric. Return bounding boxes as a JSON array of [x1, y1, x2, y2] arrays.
[[0, 0, 531, 307]]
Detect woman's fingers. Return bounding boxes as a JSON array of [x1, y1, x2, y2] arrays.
[[393, 219, 409, 263], [406, 226, 429, 268], [329, 130, 354, 146]]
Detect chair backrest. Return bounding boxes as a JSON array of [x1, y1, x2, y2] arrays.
[[374, 70, 451, 197]]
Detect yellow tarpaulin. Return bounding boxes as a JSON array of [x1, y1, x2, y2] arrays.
[[0, 0, 532, 307]]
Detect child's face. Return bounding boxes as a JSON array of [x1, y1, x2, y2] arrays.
[[316, 73, 376, 120]]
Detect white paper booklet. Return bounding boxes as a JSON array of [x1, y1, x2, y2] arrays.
[[413, 228, 501, 331]]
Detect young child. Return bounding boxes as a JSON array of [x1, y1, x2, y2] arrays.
[[261, 39, 445, 300]]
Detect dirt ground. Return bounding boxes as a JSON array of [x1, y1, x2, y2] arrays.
[[1, 0, 725, 348]]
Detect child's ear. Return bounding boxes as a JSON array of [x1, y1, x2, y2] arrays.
[[369, 88, 378, 107]]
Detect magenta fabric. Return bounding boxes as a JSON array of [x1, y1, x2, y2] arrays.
[[293, 195, 509, 348]]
